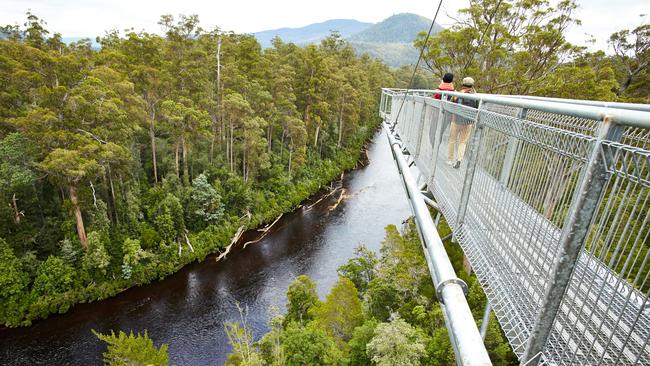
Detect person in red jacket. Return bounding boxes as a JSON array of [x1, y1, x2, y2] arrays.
[[433, 72, 455, 100]]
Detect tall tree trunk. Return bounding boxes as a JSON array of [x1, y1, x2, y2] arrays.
[[108, 168, 119, 225], [242, 149, 247, 181], [303, 98, 312, 128], [11, 193, 21, 224], [69, 185, 88, 250], [210, 115, 217, 164], [267, 124, 273, 154], [620, 73, 634, 94], [212, 36, 222, 164], [175, 140, 180, 178], [230, 121, 235, 172], [314, 124, 320, 148], [150, 107, 158, 183], [280, 128, 286, 157], [225, 122, 230, 170], [337, 97, 345, 148], [288, 145, 293, 178], [103, 173, 116, 224], [181, 136, 189, 185]]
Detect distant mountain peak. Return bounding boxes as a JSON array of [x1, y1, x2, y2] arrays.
[[253, 19, 372, 48], [252, 13, 444, 67], [349, 13, 442, 44]]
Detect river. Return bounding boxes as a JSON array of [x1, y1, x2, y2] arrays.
[[0, 129, 411, 365]]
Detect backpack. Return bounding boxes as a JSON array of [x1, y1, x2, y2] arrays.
[[459, 97, 479, 109]]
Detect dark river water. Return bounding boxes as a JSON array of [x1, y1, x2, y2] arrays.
[[0, 129, 411, 365]]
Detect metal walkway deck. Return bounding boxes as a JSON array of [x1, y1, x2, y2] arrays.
[[380, 89, 650, 365]]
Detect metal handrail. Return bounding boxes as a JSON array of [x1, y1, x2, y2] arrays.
[[383, 88, 650, 129], [495, 94, 650, 113], [380, 87, 650, 366]]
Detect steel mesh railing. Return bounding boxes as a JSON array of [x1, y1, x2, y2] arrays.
[[380, 88, 650, 365]]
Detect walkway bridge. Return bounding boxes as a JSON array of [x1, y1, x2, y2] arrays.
[[380, 88, 650, 366]]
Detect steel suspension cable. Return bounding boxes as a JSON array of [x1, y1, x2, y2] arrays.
[[460, 0, 504, 74], [391, 0, 444, 128]]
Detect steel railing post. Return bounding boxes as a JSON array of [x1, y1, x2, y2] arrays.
[[499, 107, 527, 186], [480, 302, 492, 340], [457, 101, 485, 227], [390, 96, 400, 126], [429, 100, 448, 186], [415, 102, 428, 160], [520, 116, 624, 365]]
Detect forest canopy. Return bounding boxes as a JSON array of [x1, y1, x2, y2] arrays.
[[0, 12, 394, 327]]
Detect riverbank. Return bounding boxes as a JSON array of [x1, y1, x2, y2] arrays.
[[1, 126, 413, 365], [1, 123, 380, 329]]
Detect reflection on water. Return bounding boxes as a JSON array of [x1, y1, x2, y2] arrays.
[[0, 129, 411, 365]]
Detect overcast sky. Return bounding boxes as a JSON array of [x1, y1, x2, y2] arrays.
[[1, 0, 647, 51]]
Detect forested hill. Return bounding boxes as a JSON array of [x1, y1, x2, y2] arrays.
[[253, 13, 443, 67], [0, 13, 394, 327], [349, 13, 441, 43], [349, 14, 441, 68], [253, 19, 372, 48]]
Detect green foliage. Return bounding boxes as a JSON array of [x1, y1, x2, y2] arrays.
[[32, 256, 77, 296], [366, 315, 427, 366], [152, 194, 185, 245], [0, 239, 29, 320], [242, 218, 517, 365], [60, 238, 82, 266], [82, 231, 111, 281], [0, 239, 28, 299], [281, 323, 337, 366], [346, 319, 378, 366], [93, 329, 169, 366], [337, 245, 377, 294], [0, 133, 35, 194], [257, 309, 285, 366], [224, 320, 264, 366], [310, 276, 364, 342], [189, 173, 224, 227], [0, 11, 391, 327], [609, 24, 650, 100], [121, 238, 150, 280], [285, 275, 320, 324]]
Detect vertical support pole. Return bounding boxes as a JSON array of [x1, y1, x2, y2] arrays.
[[499, 108, 528, 186], [415, 103, 429, 159], [412, 101, 426, 160], [380, 91, 386, 116], [409, 98, 417, 143], [521, 116, 623, 365], [429, 100, 448, 186], [457, 101, 485, 227], [390, 96, 400, 126], [480, 302, 492, 340]]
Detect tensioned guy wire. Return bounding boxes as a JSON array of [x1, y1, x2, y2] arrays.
[[391, 0, 443, 128]]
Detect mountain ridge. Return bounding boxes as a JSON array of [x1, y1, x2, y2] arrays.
[[253, 13, 442, 67], [253, 19, 372, 48]]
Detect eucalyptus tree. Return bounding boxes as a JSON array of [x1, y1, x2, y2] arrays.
[[416, 0, 583, 94], [609, 23, 650, 97], [98, 31, 170, 183]]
